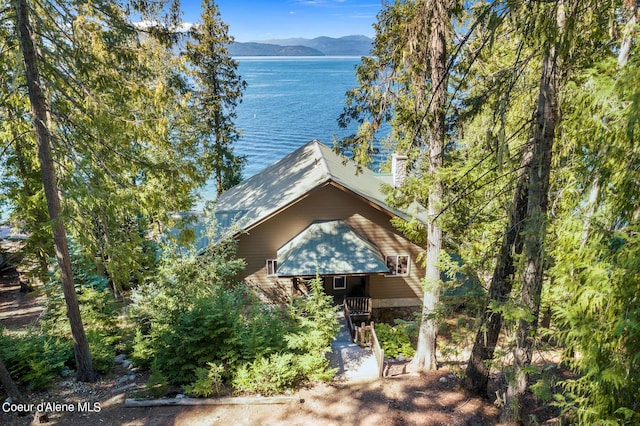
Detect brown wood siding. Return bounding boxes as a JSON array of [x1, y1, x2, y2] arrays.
[[236, 183, 425, 304]]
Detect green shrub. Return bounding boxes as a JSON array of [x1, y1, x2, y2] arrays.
[[233, 353, 299, 395], [146, 370, 168, 398], [151, 290, 245, 384], [295, 352, 335, 382], [285, 276, 339, 354], [239, 306, 290, 360], [86, 329, 116, 374], [130, 240, 339, 396], [40, 243, 121, 377], [0, 329, 73, 390], [184, 362, 226, 397], [131, 329, 154, 369], [375, 322, 416, 358]]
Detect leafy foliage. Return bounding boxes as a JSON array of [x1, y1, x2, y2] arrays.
[[40, 242, 120, 374], [232, 277, 338, 395], [375, 322, 416, 359], [0, 329, 73, 390], [233, 353, 299, 396], [130, 239, 337, 396], [184, 0, 247, 194], [184, 362, 226, 397], [550, 223, 640, 424]]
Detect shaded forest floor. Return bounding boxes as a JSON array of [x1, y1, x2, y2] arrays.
[[1, 270, 563, 425]]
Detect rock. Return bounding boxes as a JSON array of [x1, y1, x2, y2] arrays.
[[60, 368, 73, 377], [114, 354, 127, 364], [175, 394, 186, 399], [122, 359, 132, 368], [116, 375, 135, 386], [439, 377, 448, 383], [396, 355, 407, 362]]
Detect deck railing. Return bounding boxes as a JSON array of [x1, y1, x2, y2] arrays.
[[352, 321, 385, 378], [370, 323, 385, 378], [342, 297, 371, 340], [343, 297, 371, 318]]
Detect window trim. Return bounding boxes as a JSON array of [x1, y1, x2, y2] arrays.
[[333, 276, 347, 290], [385, 254, 410, 276], [266, 259, 278, 277]]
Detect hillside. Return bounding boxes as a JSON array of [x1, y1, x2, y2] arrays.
[[227, 42, 323, 56], [263, 35, 372, 56], [229, 35, 372, 57]]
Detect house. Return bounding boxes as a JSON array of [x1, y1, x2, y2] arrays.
[[210, 140, 426, 310]]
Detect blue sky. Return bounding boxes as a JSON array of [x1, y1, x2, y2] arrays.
[[180, 0, 381, 41]]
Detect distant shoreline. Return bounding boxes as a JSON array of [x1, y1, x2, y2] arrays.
[[232, 56, 365, 60]]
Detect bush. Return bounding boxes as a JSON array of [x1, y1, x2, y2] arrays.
[[184, 362, 226, 397], [0, 329, 73, 390], [146, 370, 168, 398], [375, 322, 416, 359], [233, 353, 299, 396], [285, 276, 339, 354], [40, 243, 121, 376], [130, 238, 339, 396], [150, 290, 246, 384]]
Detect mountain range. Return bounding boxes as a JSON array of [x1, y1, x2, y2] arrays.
[[227, 35, 372, 57]]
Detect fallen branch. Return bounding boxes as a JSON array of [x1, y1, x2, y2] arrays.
[[124, 395, 302, 407]]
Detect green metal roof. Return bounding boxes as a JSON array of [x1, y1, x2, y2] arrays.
[[276, 220, 389, 277]]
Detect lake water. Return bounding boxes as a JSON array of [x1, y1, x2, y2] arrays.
[[0, 57, 385, 220], [198, 56, 388, 204]]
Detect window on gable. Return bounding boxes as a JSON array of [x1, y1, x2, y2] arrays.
[[386, 255, 409, 276], [266, 259, 278, 276], [333, 276, 346, 290]]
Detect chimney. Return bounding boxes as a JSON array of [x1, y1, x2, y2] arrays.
[[392, 153, 408, 187]]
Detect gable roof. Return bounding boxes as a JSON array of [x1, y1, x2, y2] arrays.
[[213, 140, 425, 234], [276, 220, 390, 277]]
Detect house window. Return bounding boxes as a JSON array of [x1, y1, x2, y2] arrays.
[[386, 255, 409, 276], [333, 276, 346, 290], [266, 259, 278, 276]]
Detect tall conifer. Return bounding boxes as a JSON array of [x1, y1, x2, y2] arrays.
[[185, 0, 246, 194]]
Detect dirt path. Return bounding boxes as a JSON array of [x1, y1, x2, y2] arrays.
[[0, 269, 45, 330], [2, 371, 499, 426]]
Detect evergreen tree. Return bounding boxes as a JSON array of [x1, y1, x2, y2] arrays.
[[339, 0, 463, 372], [13, 0, 96, 381], [546, 2, 640, 421], [0, 68, 53, 284], [185, 0, 246, 194], [2, 0, 217, 380]]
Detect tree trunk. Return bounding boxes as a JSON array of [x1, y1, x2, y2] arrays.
[[0, 356, 23, 404], [500, 36, 559, 425], [618, 0, 638, 68], [464, 146, 531, 395], [15, 0, 96, 382], [409, 0, 447, 372]]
